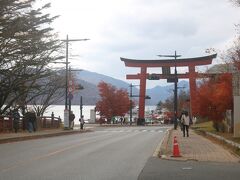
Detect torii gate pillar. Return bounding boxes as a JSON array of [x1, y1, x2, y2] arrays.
[[189, 65, 197, 116], [138, 67, 147, 124]]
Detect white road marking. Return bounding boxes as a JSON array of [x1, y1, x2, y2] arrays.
[[98, 129, 164, 133]]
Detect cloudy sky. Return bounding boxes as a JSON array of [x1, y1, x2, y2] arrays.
[[39, 0, 240, 88]]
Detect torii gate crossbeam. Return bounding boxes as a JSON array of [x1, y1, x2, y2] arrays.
[[121, 54, 217, 125]]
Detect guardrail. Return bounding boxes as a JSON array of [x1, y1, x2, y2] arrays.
[[0, 115, 62, 133]]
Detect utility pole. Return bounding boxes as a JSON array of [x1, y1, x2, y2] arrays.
[[173, 51, 178, 130], [80, 96, 83, 118], [158, 51, 181, 130], [61, 35, 90, 129]]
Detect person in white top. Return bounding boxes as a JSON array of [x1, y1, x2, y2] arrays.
[[181, 111, 190, 137], [80, 115, 85, 130]]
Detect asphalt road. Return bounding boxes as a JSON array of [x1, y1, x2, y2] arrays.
[[138, 157, 240, 180], [0, 126, 169, 180]]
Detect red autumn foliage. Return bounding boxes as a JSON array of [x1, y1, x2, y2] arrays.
[[96, 81, 132, 120], [164, 111, 174, 119], [196, 73, 233, 122]]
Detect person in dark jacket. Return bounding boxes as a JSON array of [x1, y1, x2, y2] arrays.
[[25, 108, 37, 133], [12, 109, 20, 133]]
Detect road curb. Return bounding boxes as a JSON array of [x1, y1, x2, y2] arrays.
[[0, 129, 93, 144], [154, 128, 172, 157], [158, 129, 200, 162]]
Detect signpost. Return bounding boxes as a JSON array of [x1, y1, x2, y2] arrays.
[[158, 51, 181, 130], [64, 109, 69, 129], [148, 74, 160, 80]]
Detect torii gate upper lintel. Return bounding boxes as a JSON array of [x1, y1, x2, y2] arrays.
[[120, 53, 217, 122]]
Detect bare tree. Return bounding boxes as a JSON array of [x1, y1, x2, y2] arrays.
[[32, 70, 65, 116], [158, 90, 190, 115], [231, 0, 240, 6]]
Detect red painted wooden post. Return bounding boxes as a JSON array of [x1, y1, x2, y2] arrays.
[[139, 67, 147, 122], [189, 65, 197, 117]]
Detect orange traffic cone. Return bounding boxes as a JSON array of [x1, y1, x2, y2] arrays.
[[172, 136, 181, 157]]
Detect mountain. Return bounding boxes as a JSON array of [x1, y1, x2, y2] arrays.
[[146, 80, 189, 105], [71, 79, 100, 105], [65, 69, 189, 105], [74, 70, 131, 90]]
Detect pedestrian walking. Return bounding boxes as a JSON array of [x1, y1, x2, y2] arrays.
[[178, 111, 185, 131], [180, 111, 190, 137], [120, 117, 123, 125], [79, 115, 85, 130], [12, 109, 20, 133], [25, 108, 37, 133]]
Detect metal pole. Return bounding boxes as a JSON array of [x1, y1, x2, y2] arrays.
[[65, 35, 69, 110], [130, 84, 133, 125], [63, 35, 70, 130], [62, 35, 89, 130], [68, 66, 72, 113], [174, 50, 178, 130], [80, 96, 83, 118], [69, 99, 71, 112], [62, 36, 89, 110]]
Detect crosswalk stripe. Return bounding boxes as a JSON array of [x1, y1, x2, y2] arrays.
[[98, 129, 164, 133]]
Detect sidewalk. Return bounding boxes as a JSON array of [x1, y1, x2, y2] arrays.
[[159, 128, 240, 163], [0, 127, 93, 144]]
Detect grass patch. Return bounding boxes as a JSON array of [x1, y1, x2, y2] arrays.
[[191, 121, 215, 132], [192, 121, 240, 144]]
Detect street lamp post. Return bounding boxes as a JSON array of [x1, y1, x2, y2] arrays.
[[61, 35, 90, 129], [173, 51, 178, 130], [158, 51, 181, 130]]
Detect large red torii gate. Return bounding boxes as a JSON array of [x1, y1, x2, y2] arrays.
[[121, 54, 217, 122]]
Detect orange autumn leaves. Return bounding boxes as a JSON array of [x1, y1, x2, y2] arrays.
[[96, 82, 132, 120], [196, 73, 233, 122]]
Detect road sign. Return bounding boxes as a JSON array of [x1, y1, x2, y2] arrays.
[[75, 84, 84, 90], [68, 86, 73, 92], [148, 74, 160, 80], [69, 80, 73, 86], [162, 67, 170, 75], [167, 78, 178, 83]]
